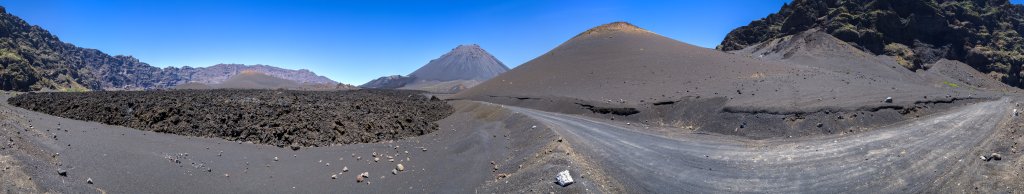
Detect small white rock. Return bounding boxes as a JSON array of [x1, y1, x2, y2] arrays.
[[555, 170, 573, 187]]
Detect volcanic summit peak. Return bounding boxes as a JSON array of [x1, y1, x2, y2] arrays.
[[447, 44, 494, 56], [574, 21, 654, 38], [453, 44, 483, 50]]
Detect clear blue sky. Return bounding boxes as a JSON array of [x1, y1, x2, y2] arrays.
[[2, 0, 798, 84]]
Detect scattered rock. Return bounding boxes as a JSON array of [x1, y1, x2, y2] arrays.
[[8, 90, 453, 148], [392, 169, 398, 175], [331, 174, 337, 179], [555, 170, 573, 187], [86, 178, 94, 184], [343, 166, 349, 172], [57, 168, 67, 176], [357, 172, 369, 183], [816, 123, 823, 128], [990, 153, 1002, 161], [396, 164, 405, 171], [884, 97, 893, 103], [274, 156, 279, 161]]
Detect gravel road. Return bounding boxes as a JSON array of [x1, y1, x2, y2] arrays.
[[507, 98, 1011, 193]]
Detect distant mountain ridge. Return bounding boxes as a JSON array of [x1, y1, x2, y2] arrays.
[[360, 75, 415, 89], [176, 64, 336, 85], [0, 6, 337, 91], [361, 44, 509, 93]]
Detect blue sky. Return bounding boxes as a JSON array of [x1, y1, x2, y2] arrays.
[[4, 0, 799, 84]]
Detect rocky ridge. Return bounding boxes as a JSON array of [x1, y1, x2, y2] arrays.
[[719, 0, 1024, 87]]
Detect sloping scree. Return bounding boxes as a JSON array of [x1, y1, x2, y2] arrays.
[[7, 89, 453, 147]]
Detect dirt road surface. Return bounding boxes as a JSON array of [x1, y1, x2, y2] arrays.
[[507, 98, 1012, 193]]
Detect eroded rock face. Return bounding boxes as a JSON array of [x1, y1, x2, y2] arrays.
[[719, 0, 1024, 87]]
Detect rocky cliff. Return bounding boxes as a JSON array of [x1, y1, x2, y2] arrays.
[[719, 0, 1024, 87]]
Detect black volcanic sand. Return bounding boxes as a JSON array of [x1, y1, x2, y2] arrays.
[[7, 89, 452, 147], [456, 22, 1012, 139], [468, 95, 992, 139], [0, 92, 608, 193]]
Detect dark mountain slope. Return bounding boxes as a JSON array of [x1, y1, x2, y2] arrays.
[[0, 6, 178, 91], [719, 0, 1024, 87], [457, 21, 982, 110]]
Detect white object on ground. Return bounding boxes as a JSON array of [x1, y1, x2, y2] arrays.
[[556, 170, 574, 187]]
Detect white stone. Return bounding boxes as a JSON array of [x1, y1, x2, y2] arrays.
[[555, 170, 574, 187]]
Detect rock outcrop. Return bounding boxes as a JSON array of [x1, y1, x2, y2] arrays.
[[719, 0, 1024, 87]]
